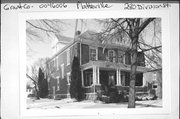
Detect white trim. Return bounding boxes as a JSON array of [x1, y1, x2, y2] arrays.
[[66, 48, 70, 66], [56, 76, 60, 91], [85, 92, 97, 95], [66, 72, 71, 85], [93, 65, 97, 85], [81, 70, 84, 87], [97, 67, 100, 84], [116, 69, 119, 85], [61, 64, 64, 79], [89, 46, 98, 61]]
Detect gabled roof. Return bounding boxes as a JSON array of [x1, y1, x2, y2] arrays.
[[48, 30, 130, 62], [78, 30, 101, 43], [77, 30, 130, 47]]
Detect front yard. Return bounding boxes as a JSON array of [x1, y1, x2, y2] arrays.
[[27, 98, 162, 109]]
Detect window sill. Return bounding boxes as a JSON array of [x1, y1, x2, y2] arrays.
[[83, 85, 93, 88]]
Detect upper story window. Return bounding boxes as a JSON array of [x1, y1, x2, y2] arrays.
[[125, 52, 131, 65], [89, 47, 97, 61], [61, 64, 64, 79], [108, 50, 115, 62], [67, 49, 70, 66], [118, 50, 124, 63], [49, 59, 55, 73]]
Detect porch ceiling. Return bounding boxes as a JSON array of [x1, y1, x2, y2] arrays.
[[81, 61, 151, 73]]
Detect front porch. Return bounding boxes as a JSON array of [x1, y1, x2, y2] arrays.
[[81, 61, 149, 100]]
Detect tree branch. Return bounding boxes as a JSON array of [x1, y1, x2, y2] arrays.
[[26, 74, 37, 84], [26, 21, 57, 33], [142, 46, 162, 52], [138, 18, 156, 34], [42, 20, 60, 33]]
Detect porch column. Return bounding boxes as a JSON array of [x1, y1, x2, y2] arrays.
[[81, 70, 84, 87], [119, 69, 121, 85], [93, 66, 97, 84], [116, 68, 119, 84], [116, 69, 121, 86], [96, 67, 100, 84]]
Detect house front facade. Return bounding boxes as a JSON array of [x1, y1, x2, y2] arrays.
[[46, 30, 155, 100]]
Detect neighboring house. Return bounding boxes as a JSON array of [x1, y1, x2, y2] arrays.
[[46, 30, 157, 100]]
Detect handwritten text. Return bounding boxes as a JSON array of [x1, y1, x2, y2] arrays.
[[39, 3, 67, 9], [3, 3, 32, 10], [77, 1, 112, 9], [124, 3, 171, 10]]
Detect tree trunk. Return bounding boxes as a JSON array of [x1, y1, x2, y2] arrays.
[[34, 83, 40, 99], [128, 35, 138, 108]]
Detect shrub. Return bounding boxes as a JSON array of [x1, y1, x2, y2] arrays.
[[70, 57, 85, 101]]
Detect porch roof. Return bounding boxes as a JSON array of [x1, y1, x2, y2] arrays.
[[81, 61, 151, 73]]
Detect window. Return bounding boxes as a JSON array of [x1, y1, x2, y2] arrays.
[[50, 60, 55, 73], [61, 64, 64, 79], [108, 50, 115, 62], [108, 73, 116, 86], [67, 72, 71, 85], [153, 85, 157, 89], [135, 73, 143, 86], [67, 49, 70, 65], [121, 72, 143, 86], [118, 50, 124, 63], [57, 77, 60, 90], [89, 47, 97, 61], [84, 72, 93, 86], [153, 73, 157, 81], [125, 52, 131, 65]]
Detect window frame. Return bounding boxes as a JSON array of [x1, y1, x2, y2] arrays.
[[108, 50, 115, 62], [121, 72, 143, 87], [89, 47, 98, 61], [84, 72, 93, 87], [118, 50, 125, 63]]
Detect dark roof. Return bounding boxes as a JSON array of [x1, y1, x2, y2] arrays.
[[78, 30, 101, 43], [55, 33, 74, 44], [78, 30, 130, 47]]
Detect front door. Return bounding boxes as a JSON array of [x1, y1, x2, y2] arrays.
[[108, 72, 116, 88], [100, 70, 116, 95]]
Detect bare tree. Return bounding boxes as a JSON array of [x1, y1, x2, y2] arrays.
[[98, 18, 161, 108], [26, 58, 49, 99], [26, 19, 67, 58]]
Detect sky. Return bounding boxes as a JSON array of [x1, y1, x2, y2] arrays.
[[26, 18, 161, 69], [26, 19, 104, 68]]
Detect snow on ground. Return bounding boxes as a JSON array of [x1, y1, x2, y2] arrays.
[[27, 98, 162, 109]]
